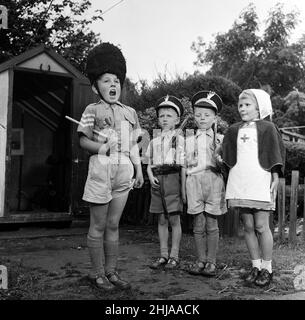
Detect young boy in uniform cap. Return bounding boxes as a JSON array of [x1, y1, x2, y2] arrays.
[[222, 89, 285, 287], [77, 42, 144, 290], [182, 90, 227, 277], [146, 95, 184, 270]]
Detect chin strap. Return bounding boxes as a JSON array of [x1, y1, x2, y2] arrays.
[[93, 81, 107, 103]]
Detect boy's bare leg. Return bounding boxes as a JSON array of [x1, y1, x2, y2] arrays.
[[158, 214, 169, 259], [169, 215, 181, 260], [241, 212, 261, 260]]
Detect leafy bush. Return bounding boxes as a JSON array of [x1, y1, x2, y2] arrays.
[[284, 141, 305, 181], [134, 73, 242, 133]]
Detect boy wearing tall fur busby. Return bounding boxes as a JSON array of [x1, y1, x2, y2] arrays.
[[182, 91, 227, 277], [77, 42, 144, 290], [146, 95, 185, 270]]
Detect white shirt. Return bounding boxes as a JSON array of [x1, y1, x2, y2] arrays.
[[146, 130, 184, 167], [184, 128, 222, 175]]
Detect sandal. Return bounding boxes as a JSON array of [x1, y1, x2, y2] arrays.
[[164, 257, 180, 270], [150, 257, 168, 270], [188, 261, 206, 275], [201, 262, 217, 277]]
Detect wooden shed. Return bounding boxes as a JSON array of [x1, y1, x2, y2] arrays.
[[0, 45, 95, 224]]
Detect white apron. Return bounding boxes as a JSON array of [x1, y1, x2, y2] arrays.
[[225, 124, 271, 202]]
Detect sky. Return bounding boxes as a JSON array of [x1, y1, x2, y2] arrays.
[[88, 0, 305, 85]]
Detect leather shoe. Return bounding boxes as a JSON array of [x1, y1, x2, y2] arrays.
[[254, 268, 273, 287], [89, 274, 115, 291], [245, 267, 260, 283], [106, 271, 131, 289]]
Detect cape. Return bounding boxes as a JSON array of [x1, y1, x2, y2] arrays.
[[222, 120, 286, 175]]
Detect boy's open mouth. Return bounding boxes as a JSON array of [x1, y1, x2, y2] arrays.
[[109, 89, 116, 96]]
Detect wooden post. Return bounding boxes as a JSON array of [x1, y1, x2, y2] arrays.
[[218, 215, 224, 238], [233, 207, 240, 237], [227, 207, 239, 237], [225, 208, 231, 237], [0, 265, 8, 289], [303, 178, 305, 242], [224, 208, 232, 236], [277, 178, 286, 243], [289, 170, 299, 245]]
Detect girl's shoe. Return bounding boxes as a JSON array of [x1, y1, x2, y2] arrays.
[[254, 269, 273, 287], [150, 257, 168, 270], [245, 267, 260, 283], [201, 262, 217, 277], [89, 274, 115, 291], [188, 261, 206, 275], [106, 271, 131, 289], [164, 257, 179, 270]]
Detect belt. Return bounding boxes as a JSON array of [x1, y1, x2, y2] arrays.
[[152, 164, 181, 176], [187, 166, 222, 176]]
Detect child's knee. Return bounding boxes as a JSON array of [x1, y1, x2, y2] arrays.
[[89, 222, 105, 236], [242, 217, 255, 233], [193, 220, 204, 235], [243, 222, 255, 233], [106, 219, 119, 232], [158, 214, 168, 226], [169, 215, 180, 227], [207, 225, 219, 236], [255, 222, 269, 234]]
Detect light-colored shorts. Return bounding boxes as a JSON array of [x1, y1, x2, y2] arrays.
[[82, 154, 134, 204], [186, 170, 227, 215], [149, 172, 182, 215]]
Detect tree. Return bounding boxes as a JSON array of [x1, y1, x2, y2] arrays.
[[273, 90, 305, 133], [192, 3, 305, 96], [0, 0, 103, 72]]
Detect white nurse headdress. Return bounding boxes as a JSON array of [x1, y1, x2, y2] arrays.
[[250, 89, 273, 120]]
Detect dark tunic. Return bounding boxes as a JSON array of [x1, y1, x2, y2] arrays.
[[222, 120, 285, 176]]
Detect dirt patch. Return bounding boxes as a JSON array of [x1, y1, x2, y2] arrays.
[[0, 226, 304, 300]]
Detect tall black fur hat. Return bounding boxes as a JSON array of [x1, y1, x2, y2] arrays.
[[85, 42, 126, 87]]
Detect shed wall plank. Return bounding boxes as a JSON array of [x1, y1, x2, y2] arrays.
[[0, 71, 9, 217]]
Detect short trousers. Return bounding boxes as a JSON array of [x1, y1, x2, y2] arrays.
[[149, 172, 182, 215], [186, 170, 227, 215], [82, 154, 134, 204]]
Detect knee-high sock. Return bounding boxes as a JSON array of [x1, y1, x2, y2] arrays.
[[194, 232, 207, 262], [104, 240, 119, 275], [87, 234, 104, 277]]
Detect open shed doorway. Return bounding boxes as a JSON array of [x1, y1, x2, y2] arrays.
[[8, 70, 72, 214]]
